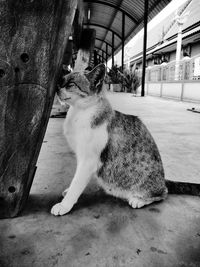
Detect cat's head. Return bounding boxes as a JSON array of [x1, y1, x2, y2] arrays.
[[57, 63, 106, 106]]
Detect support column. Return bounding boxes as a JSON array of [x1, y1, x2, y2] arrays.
[[0, 0, 78, 218], [141, 0, 149, 97], [121, 12, 125, 72], [112, 32, 115, 67], [102, 50, 104, 63], [74, 28, 96, 71], [174, 22, 183, 80], [106, 43, 108, 67]]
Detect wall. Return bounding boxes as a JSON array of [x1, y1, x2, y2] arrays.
[[191, 41, 200, 57], [146, 81, 200, 103], [169, 50, 176, 61]]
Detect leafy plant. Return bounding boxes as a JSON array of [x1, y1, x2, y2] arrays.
[[107, 65, 123, 84], [123, 68, 140, 93], [107, 64, 140, 93]]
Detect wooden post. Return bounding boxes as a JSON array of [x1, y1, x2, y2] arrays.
[[74, 29, 96, 71], [0, 0, 79, 218]]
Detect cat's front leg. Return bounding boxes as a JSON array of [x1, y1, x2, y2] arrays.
[[51, 202, 70, 216], [62, 188, 68, 197], [51, 160, 98, 216]]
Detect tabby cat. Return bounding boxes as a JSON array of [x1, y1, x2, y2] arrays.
[[51, 64, 200, 216]]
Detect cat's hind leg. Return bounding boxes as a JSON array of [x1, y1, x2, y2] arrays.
[[128, 196, 155, 208], [128, 190, 168, 209]]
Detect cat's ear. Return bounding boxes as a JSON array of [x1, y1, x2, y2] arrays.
[[85, 63, 106, 93]]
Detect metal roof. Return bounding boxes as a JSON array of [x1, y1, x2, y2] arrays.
[[83, 0, 172, 60]]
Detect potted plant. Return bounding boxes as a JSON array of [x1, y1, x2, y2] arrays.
[[107, 65, 123, 92], [122, 66, 141, 95]]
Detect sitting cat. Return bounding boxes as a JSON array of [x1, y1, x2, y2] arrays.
[[51, 64, 200, 216]]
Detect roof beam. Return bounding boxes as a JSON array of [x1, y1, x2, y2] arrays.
[[99, 0, 124, 50], [83, 23, 122, 40], [73, 47, 111, 58], [83, 0, 138, 24], [95, 37, 112, 48], [94, 46, 108, 58], [115, 0, 171, 53]]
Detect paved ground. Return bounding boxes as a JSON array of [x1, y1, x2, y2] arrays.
[[0, 93, 200, 267]]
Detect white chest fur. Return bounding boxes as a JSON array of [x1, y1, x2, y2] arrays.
[[63, 105, 108, 161], [64, 106, 89, 151]]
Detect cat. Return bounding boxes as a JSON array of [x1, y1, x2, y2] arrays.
[[51, 63, 200, 216]]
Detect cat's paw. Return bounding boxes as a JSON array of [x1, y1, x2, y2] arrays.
[[128, 197, 146, 209], [51, 202, 72, 216]]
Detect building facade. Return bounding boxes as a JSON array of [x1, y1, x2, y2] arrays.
[[127, 0, 200, 102]]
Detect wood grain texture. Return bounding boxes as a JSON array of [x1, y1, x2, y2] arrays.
[[0, 0, 79, 218]]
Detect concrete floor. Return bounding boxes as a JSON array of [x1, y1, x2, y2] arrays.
[[0, 93, 200, 267]]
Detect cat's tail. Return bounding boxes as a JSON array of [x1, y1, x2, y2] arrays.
[[165, 180, 200, 196]]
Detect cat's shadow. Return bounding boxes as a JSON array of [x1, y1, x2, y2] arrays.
[[22, 189, 127, 216], [75, 189, 127, 211]]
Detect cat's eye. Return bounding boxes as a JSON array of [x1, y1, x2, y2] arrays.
[[66, 78, 75, 87], [68, 82, 75, 87]]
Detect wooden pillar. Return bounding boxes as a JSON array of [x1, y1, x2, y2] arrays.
[[121, 12, 125, 72], [112, 32, 115, 67], [141, 0, 149, 97], [74, 28, 96, 71], [0, 0, 79, 218]]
